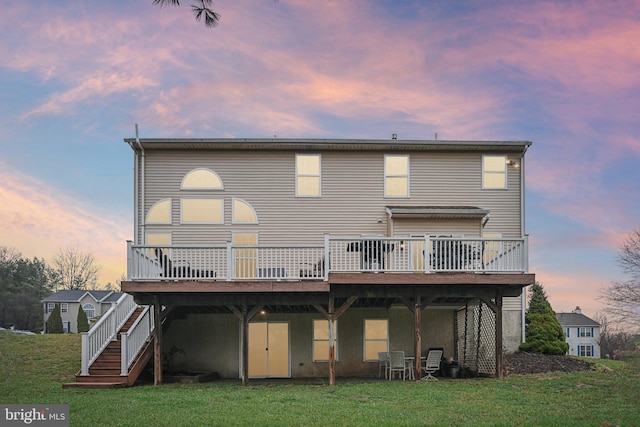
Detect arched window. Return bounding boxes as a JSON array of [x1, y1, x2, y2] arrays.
[[181, 168, 224, 190], [82, 303, 95, 319], [232, 198, 258, 223], [146, 199, 172, 224]]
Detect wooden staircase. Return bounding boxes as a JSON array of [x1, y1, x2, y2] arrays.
[[64, 307, 153, 389]]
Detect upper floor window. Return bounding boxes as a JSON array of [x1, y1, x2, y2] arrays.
[[482, 155, 507, 189], [146, 199, 172, 224], [296, 154, 321, 197], [82, 303, 95, 319], [384, 155, 409, 197], [363, 319, 388, 361], [232, 198, 258, 224], [46, 303, 55, 313], [181, 168, 224, 190], [313, 319, 338, 361], [578, 327, 593, 337], [60, 303, 68, 313], [181, 199, 223, 224]]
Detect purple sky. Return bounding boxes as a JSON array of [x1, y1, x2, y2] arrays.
[[1, 1, 639, 317]]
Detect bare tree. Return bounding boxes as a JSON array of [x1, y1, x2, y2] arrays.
[[600, 228, 640, 331], [52, 247, 100, 291], [152, 0, 221, 28]]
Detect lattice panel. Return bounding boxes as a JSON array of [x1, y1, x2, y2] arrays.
[[456, 301, 496, 376]]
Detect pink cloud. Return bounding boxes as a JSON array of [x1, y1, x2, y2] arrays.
[[533, 269, 611, 319], [0, 162, 130, 285]]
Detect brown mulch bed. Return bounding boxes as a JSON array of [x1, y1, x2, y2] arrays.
[[504, 352, 595, 376]]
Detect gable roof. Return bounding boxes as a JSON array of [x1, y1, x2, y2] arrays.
[[556, 312, 600, 327], [42, 290, 123, 304]]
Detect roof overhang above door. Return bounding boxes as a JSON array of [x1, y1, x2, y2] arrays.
[[386, 206, 490, 224]]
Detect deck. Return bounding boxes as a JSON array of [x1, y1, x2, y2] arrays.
[[126, 235, 529, 282]]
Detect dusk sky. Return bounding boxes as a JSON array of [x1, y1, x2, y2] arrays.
[[1, 1, 639, 318]]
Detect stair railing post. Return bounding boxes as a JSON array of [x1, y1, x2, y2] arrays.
[[121, 334, 128, 376], [81, 333, 89, 376]]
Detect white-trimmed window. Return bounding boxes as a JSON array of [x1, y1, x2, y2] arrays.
[[313, 319, 338, 361], [46, 303, 55, 313], [181, 168, 224, 190], [363, 319, 388, 361], [146, 199, 172, 224], [82, 303, 95, 319], [578, 344, 593, 357], [384, 155, 409, 197], [578, 327, 593, 337], [63, 321, 71, 334], [60, 303, 68, 314], [181, 199, 223, 224], [296, 154, 321, 197], [482, 155, 507, 189], [232, 198, 258, 224]]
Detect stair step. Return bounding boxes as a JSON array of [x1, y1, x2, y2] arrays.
[[64, 381, 126, 389], [76, 374, 126, 383]]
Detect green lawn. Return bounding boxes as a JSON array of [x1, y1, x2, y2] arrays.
[[1, 332, 638, 426]]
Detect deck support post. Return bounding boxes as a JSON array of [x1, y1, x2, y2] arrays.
[[328, 299, 336, 386], [313, 296, 357, 386], [495, 293, 504, 378], [414, 294, 422, 381], [153, 296, 162, 385], [241, 304, 249, 386]]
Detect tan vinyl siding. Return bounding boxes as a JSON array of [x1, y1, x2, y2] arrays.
[[139, 149, 523, 245]]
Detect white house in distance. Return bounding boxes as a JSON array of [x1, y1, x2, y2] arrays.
[[556, 306, 601, 358], [42, 290, 123, 333], [117, 137, 536, 385]]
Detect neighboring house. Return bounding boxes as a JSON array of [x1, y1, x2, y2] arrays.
[[121, 137, 535, 383], [42, 290, 123, 333], [557, 306, 601, 358]]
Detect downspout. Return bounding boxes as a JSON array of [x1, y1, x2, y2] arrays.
[[135, 124, 145, 244], [520, 143, 529, 343], [125, 124, 145, 245]]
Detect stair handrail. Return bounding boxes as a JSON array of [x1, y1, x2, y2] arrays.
[[80, 293, 137, 376], [120, 305, 154, 375]]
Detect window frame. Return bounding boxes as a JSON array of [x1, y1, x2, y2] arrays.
[[312, 319, 338, 362], [180, 198, 224, 224], [482, 155, 507, 190], [60, 303, 68, 314], [578, 344, 593, 357], [180, 168, 224, 190], [384, 154, 410, 198], [295, 154, 322, 198], [363, 319, 389, 362], [578, 327, 593, 337], [82, 303, 96, 319], [232, 198, 259, 224], [146, 198, 172, 224]]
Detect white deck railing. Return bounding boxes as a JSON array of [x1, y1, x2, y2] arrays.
[[120, 305, 154, 375], [80, 293, 138, 376], [126, 235, 528, 281]]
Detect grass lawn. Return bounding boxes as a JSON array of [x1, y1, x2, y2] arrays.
[[1, 332, 638, 426]]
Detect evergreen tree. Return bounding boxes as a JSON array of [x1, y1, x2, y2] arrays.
[[47, 304, 64, 334], [77, 305, 89, 333], [519, 283, 569, 355]]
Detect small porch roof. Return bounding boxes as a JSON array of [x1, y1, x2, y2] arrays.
[[386, 206, 490, 221]]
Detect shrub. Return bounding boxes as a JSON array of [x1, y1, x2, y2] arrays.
[[77, 305, 89, 333], [47, 304, 64, 334]]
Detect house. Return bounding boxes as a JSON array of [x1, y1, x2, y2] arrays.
[[42, 290, 123, 333], [556, 306, 601, 358], [86, 137, 535, 387]]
